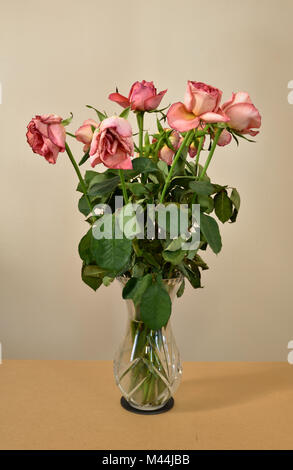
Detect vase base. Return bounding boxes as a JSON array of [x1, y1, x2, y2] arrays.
[[120, 397, 174, 415]]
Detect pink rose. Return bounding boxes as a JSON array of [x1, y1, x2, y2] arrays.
[[222, 92, 261, 136], [109, 80, 167, 112], [167, 81, 229, 132], [216, 129, 232, 147], [26, 114, 66, 164], [89, 116, 134, 170], [155, 130, 181, 166], [75, 119, 99, 152]]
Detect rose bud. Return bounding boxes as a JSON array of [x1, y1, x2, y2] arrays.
[[75, 119, 99, 151], [26, 114, 66, 164], [109, 80, 167, 112], [159, 130, 181, 166]]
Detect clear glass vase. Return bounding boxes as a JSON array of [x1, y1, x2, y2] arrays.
[[114, 278, 182, 411]]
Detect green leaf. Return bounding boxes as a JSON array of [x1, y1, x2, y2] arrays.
[[230, 188, 241, 212], [78, 230, 95, 264], [76, 170, 98, 192], [164, 237, 185, 252], [176, 278, 185, 298], [119, 106, 131, 119], [214, 189, 233, 223], [61, 112, 73, 126], [81, 265, 103, 291], [78, 194, 91, 216], [157, 160, 169, 178], [88, 176, 120, 196], [86, 105, 106, 121], [189, 180, 215, 196], [83, 265, 106, 277], [194, 254, 209, 270], [144, 131, 150, 147], [132, 262, 146, 277], [90, 227, 133, 274], [122, 274, 153, 306], [163, 249, 185, 265], [131, 157, 159, 175], [140, 280, 172, 329], [78, 149, 90, 166], [178, 262, 201, 289], [126, 182, 149, 197], [200, 213, 222, 254], [142, 252, 161, 268], [102, 276, 114, 286], [198, 195, 214, 214], [157, 118, 164, 133]]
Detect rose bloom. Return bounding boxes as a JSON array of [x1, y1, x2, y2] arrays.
[[167, 81, 229, 132], [26, 114, 66, 164], [153, 129, 181, 166], [89, 116, 134, 169], [75, 119, 99, 151], [109, 80, 167, 112], [222, 92, 261, 136]]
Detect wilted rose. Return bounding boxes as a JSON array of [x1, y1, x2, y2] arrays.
[[89, 116, 134, 169], [26, 114, 66, 164]]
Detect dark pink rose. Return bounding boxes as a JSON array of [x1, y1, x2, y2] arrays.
[[26, 114, 66, 164], [167, 81, 229, 132], [222, 92, 261, 136], [75, 119, 99, 151], [109, 80, 167, 111], [89, 116, 134, 169]]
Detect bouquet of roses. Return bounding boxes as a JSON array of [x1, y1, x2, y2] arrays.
[[26, 80, 261, 410]]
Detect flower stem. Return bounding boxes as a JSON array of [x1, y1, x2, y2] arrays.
[[119, 170, 128, 204], [195, 135, 205, 176], [136, 112, 144, 157], [159, 130, 194, 204], [198, 128, 223, 181], [65, 142, 93, 214]]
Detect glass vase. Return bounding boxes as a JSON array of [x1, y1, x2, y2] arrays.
[[114, 278, 182, 412]]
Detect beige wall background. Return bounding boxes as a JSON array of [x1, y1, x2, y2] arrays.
[[0, 0, 292, 361]]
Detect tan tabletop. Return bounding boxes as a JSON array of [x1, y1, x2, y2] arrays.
[[0, 360, 292, 450]]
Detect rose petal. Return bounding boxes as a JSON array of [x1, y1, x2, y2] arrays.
[[144, 89, 167, 111], [217, 129, 232, 146], [48, 123, 66, 150], [200, 111, 230, 123], [226, 103, 261, 132], [167, 102, 200, 131], [108, 92, 130, 109]]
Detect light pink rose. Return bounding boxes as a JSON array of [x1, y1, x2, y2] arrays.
[[157, 130, 181, 166], [109, 80, 167, 112], [75, 119, 99, 152], [89, 116, 134, 169], [222, 92, 261, 136], [167, 81, 229, 132], [26, 114, 66, 164]]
